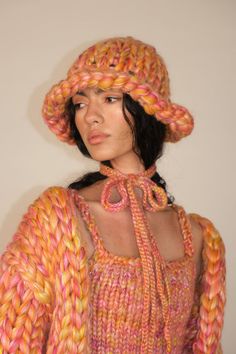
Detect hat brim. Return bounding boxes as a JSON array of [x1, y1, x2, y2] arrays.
[[42, 70, 194, 144]]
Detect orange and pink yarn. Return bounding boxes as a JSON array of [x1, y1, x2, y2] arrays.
[[0, 37, 225, 353], [0, 179, 225, 352], [100, 164, 171, 352], [42, 37, 194, 145]]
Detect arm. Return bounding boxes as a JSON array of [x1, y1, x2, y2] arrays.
[[0, 189, 54, 353], [183, 213, 226, 353], [0, 187, 90, 353]]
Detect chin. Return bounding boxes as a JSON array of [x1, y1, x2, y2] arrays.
[[88, 151, 115, 162]]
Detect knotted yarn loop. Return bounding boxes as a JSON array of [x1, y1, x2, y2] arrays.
[[99, 163, 172, 353], [100, 164, 168, 212]]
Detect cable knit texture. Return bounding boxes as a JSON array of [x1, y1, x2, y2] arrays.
[[0, 187, 225, 353], [42, 36, 194, 145]]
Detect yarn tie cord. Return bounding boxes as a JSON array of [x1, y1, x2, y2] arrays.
[[99, 163, 172, 353]]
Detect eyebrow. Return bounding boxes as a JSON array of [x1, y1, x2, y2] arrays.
[[75, 88, 105, 97]]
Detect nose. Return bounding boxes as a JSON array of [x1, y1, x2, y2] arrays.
[[84, 102, 104, 126]]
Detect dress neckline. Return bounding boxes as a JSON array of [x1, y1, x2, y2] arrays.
[[73, 192, 195, 269], [73, 186, 196, 353]]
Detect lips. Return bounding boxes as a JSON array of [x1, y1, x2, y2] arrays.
[[88, 131, 109, 145]]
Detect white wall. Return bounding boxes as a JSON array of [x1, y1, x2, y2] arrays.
[[0, 0, 235, 351]]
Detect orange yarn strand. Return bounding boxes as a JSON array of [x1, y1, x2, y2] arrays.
[[42, 37, 194, 145], [99, 163, 171, 353], [0, 185, 225, 352]]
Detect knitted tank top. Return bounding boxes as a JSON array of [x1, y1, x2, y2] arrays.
[[77, 196, 197, 353]]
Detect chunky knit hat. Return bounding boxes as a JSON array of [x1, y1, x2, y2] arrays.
[[42, 36, 194, 144]]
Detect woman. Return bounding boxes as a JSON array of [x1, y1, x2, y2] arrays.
[[0, 37, 225, 353]]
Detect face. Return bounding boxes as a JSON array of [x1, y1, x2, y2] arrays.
[[72, 87, 135, 163]]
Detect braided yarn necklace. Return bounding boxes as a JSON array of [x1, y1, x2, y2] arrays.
[[99, 163, 172, 353]]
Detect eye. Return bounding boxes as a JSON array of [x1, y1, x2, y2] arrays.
[[73, 102, 86, 111], [105, 96, 121, 103]]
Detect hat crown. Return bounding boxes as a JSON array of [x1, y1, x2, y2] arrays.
[[68, 37, 170, 99], [42, 36, 194, 145]]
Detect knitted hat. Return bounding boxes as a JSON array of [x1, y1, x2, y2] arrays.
[[42, 36, 194, 144]]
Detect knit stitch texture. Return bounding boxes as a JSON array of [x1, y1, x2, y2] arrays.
[[42, 37, 194, 145], [0, 187, 226, 353]]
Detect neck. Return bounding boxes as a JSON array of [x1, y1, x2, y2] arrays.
[[109, 155, 146, 175], [100, 161, 157, 203]]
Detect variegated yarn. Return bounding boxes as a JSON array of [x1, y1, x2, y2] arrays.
[[99, 163, 171, 353], [42, 36, 194, 144], [188, 213, 226, 353], [0, 186, 226, 353], [0, 188, 90, 353]]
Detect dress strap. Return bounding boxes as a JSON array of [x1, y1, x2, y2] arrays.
[[172, 204, 194, 257], [71, 190, 103, 250]]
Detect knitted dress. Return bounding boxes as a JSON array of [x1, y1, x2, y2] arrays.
[[0, 187, 226, 353], [77, 194, 197, 353]]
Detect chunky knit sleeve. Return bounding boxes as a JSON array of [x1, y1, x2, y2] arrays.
[[0, 187, 90, 353], [183, 213, 226, 354]]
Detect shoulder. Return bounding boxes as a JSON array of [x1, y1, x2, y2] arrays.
[[75, 180, 105, 202], [23, 186, 90, 254], [187, 210, 225, 278], [188, 211, 224, 247], [187, 213, 204, 257], [0, 187, 71, 266], [19, 186, 80, 234], [187, 210, 224, 250], [29, 186, 78, 211], [35, 186, 70, 201]]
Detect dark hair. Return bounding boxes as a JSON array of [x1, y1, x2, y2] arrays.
[[66, 93, 174, 204]]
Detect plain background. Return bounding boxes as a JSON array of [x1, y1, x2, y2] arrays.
[[0, 0, 235, 351]]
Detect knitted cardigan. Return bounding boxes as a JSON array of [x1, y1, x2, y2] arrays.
[[0, 187, 226, 353]]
